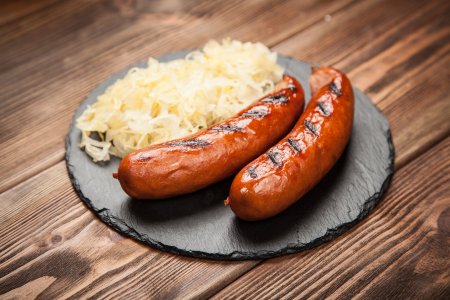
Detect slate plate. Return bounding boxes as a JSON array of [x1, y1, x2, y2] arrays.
[[66, 51, 394, 260]]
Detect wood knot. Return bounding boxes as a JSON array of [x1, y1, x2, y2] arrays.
[[51, 234, 63, 244]]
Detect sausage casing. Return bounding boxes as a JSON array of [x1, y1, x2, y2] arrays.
[[227, 67, 354, 220], [114, 75, 305, 199]]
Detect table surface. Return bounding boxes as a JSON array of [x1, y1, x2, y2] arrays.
[[1, 0, 449, 299]]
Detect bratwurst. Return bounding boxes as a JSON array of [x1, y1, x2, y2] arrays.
[[114, 75, 305, 199], [226, 67, 354, 220]]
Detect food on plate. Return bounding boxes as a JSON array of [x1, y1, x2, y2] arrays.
[[114, 75, 305, 199], [76, 39, 284, 161], [226, 67, 355, 221]]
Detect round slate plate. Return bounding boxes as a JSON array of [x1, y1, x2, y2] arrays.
[[66, 51, 394, 260]]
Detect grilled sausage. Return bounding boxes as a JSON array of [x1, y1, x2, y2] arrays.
[[114, 75, 305, 199], [226, 67, 354, 220]]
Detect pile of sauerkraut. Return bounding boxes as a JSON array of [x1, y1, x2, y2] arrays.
[[76, 39, 284, 161]]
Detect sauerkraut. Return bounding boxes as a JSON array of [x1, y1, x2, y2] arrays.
[[76, 39, 284, 161]]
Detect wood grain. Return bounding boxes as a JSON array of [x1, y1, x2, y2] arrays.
[[0, 163, 258, 299], [212, 137, 450, 300], [0, 0, 59, 26], [1, 0, 449, 298], [0, 0, 354, 192]]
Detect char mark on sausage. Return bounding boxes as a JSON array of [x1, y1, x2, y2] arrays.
[[247, 166, 258, 179], [287, 84, 297, 91], [287, 138, 303, 153], [211, 125, 243, 132], [267, 150, 282, 167], [329, 82, 342, 96], [317, 101, 330, 116], [168, 138, 210, 147], [261, 94, 289, 104], [242, 109, 268, 118], [304, 120, 319, 136]]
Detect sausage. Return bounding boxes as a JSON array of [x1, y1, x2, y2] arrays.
[[226, 67, 354, 221], [113, 75, 305, 199]]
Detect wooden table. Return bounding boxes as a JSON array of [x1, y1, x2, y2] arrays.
[[1, 0, 449, 298]]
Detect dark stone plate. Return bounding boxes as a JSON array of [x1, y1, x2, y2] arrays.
[[66, 51, 394, 260]]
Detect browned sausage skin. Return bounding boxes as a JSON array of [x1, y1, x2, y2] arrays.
[[226, 67, 354, 221], [114, 75, 305, 199]]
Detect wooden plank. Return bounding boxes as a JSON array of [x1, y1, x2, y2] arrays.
[[0, 0, 59, 26], [274, 0, 449, 70], [212, 137, 450, 299], [0, 0, 353, 192]]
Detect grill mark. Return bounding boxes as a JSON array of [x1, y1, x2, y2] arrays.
[[247, 167, 258, 179], [304, 120, 319, 136], [329, 82, 342, 96], [287, 138, 302, 153], [242, 109, 268, 118], [168, 138, 210, 147], [267, 150, 282, 167], [211, 125, 242, 132], [261, 94, 289, 104], [287, 83, 297, 91], [317, 101, 330, 116]]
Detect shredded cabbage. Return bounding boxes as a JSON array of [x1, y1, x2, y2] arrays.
[[76, 39, 284, 161]]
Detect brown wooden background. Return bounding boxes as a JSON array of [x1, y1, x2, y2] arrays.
[[1, 0, 449, 299]]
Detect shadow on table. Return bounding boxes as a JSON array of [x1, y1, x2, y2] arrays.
[[126, 178, 232, 222]]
